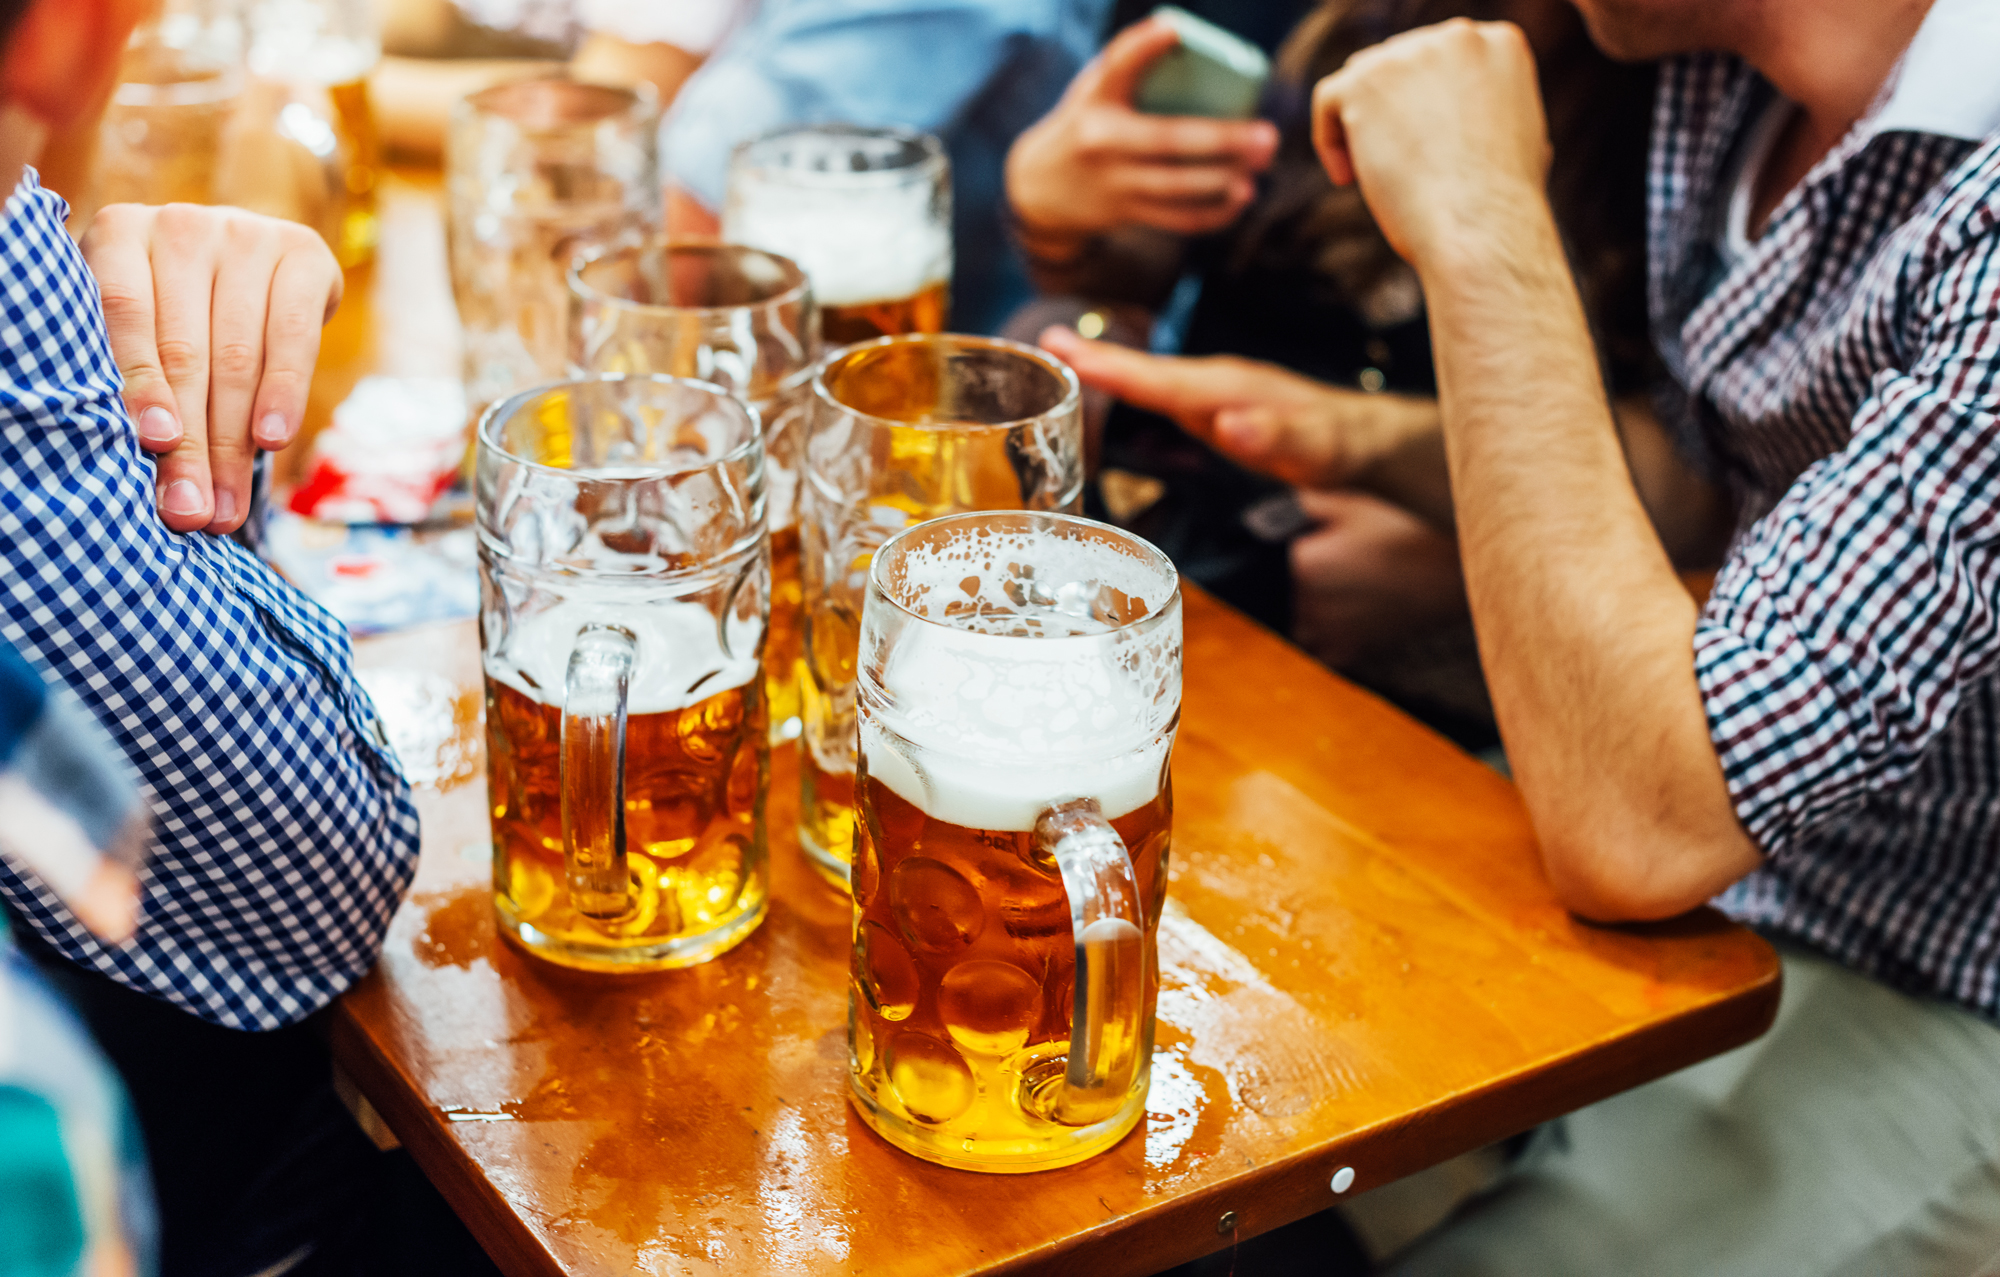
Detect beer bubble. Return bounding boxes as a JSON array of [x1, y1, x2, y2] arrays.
[[725, 744, 760, 817], [850, 985, 878, 1074], [507, 855, 556, 919], [858, 920, 919, 1021], [887, 1032, 975, 1125], [674, 831, 748, 925], [889, 857, 985, 951], [939, 960, 1043, 1056]]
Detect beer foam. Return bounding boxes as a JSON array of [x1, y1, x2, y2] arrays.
[[724, 179, 950, 309], [490, 595, 757, 715], [860, 525, 1180, 832]]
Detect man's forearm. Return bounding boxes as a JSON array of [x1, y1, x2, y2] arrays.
[[1420, 201, 1758, 918]]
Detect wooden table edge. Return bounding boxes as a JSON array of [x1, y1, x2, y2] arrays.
[[328, 991, 564, 1277], [979, 940, 1782, 1277]]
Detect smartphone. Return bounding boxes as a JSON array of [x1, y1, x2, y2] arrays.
[[1133, 6, 1271, 120]]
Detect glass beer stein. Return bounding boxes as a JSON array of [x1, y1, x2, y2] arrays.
[[849, 511, 1181, 1172], [799, 335, 1084, 890], [477, 375, 770, 971], [724, 126, 951, 344], [568, 238, 818, 743]]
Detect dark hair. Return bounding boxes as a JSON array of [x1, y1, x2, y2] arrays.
[[1231, 0, 1657, 390], [0, 0, 28, 45]]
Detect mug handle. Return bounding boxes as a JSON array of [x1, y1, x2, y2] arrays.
[[562, 623, 637, 920], [1034, 797, 1147, 1126]]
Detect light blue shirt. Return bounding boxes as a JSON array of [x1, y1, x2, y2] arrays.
[[664, 0, 1112, 334]]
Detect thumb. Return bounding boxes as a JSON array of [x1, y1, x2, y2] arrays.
[[1213, 404, 1352, 488], [1083, 16, 1180, 105]]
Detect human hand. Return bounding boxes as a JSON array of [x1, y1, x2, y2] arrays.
[[1039, 325, 1432, 489], [1310, 19, 1550, 270], [1006, 16, 1278, 254], [81, 204, 343, 535], [1289, 489, 1466, 669]]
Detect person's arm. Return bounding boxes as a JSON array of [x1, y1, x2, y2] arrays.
[[0, 177, 418, 1028], [1312, 20, 1757, 920]]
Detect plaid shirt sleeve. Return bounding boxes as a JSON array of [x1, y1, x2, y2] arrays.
[[0, 172, 420, 1031], [1694, 141, 2000, 856]]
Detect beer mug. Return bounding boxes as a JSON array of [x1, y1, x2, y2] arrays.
[[799, 335, 1084, 889], [568, 238, 818, 744], [477, 375, 769, 971], [724, 126, 951, 344], [448, 80, 660, 414], [849, 511, 1181, 1172]]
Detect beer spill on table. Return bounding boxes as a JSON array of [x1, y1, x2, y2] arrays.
[[485, 596, 768, 968], [850, 527, 1174, 1170]]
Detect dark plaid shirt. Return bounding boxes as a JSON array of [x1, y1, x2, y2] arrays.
[[1654, 0, 2000, 1014]]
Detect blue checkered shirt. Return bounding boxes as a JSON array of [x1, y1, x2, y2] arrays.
[[1654, 31, 2000, 1013], [0, 172, 420, 1031]]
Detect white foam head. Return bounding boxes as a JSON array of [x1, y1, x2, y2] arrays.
[[724, 156, 950, 308], [490, 593, 758, 714], [859, 519, 1180, 831]]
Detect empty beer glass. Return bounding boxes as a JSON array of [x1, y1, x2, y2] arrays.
[[724, 126, 951, 344], [849, 511, 1181, 1172], [800, 335, 1084, 890], [478, 375, 769, 971], [449, 80, 660, 415], [569, 238, 818, 743]]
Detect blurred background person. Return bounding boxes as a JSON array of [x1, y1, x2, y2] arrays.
[[1010, 0, 1723, 750], [371, 0, 747, 158]]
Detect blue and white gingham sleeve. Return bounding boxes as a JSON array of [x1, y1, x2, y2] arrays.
[[0, 172, 420, 1030], [1693, 142, 2000, 856]]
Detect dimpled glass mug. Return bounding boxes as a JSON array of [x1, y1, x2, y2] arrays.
[[848, 510, 1181, 1172], [477, 374, 770, 971]]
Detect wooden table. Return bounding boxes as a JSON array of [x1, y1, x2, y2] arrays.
[[325, 169, 1781, 1276]]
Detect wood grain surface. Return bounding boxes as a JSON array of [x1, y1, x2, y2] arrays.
[[325, 169, 1780, 1276]]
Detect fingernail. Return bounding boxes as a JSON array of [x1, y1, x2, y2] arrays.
[[213, 487, 237, 524], [254, 412, 290, 449], [137, 407, 178, 446], [162, 480, 206, 518]]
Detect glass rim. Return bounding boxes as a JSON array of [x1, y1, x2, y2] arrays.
[[868, 510, 1181, 640], [728, 123, 948, 187], [566, 235, 813, 321], [476, 373, 763, 482], [455, 76, 660, 131], [811, 333, 1082, 435]]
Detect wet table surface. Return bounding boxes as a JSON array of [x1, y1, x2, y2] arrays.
[[338, 601, 1779, 1277], [324, 169, 1780, 1276]]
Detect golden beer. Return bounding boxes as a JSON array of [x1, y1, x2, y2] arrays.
[[851, 773, 1170, 1170], [767, 523, 806, 736], [477, 376, 769, 971], [846, 511, 1183, 1171], [798, 337, 1086, 889], [820, 278, 950, 345], [487, 675, 767, 967]]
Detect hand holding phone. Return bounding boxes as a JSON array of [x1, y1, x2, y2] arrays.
[[1134, 6, 1271, 120]]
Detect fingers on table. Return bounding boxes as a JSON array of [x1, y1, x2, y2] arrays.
[[205, 216, 291, 533], [252, 234, 339, 457], [86, 206, 183, 456], [146, 205, 225, 531]]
